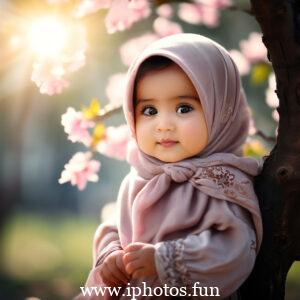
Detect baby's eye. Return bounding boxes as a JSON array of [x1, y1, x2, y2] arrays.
[[176, 104, 193, 114], [141, 106, 157, 116]]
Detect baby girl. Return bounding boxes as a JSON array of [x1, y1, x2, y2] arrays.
[[75, 33, 263, 300]]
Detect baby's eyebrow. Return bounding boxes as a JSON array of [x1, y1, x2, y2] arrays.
[[137, 95, 199, 103], [136, 98, 153, 103], [177, 95, 200, 101]]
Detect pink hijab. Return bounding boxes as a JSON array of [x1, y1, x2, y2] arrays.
[[118, 33, 263, 253]]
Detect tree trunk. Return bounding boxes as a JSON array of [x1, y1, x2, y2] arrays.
[[240, 1, 300, 299]]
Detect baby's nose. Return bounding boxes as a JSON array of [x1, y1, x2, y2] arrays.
[[156, 116, 175, 131]]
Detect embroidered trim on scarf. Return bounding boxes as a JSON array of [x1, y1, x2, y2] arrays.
[[200, 166, 235, 188], [197, 166, 252, 200]]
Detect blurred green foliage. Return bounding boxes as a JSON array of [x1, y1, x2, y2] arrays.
[[1, 213, 98, 299]]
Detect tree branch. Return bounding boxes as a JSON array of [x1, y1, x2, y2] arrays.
[[255, 129, 277, 144], [94, 104, 123, 123]]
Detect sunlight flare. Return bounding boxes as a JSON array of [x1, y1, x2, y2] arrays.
[[27, 16, 67, 57]]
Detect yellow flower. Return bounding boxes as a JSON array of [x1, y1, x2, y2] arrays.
[[91, 123, 105, 148], [82, 98, 101, 119], [243, 139, 268, 157], [250, 63, 272, 85]]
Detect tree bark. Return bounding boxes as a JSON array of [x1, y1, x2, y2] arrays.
[[240, 1, 300, 299]]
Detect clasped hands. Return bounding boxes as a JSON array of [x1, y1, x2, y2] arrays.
[[99, 242, 157, 287]]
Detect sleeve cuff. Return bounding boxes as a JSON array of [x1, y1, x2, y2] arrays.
[[154, 239, 191, 288]]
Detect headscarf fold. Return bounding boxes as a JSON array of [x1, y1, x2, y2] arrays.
[[118, 33, 263, 253]]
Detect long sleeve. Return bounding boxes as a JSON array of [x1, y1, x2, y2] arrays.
[[75, 174, 132, 300], [72, 222, 123, 300], [93, 172, 133, 267], [93, 222, 123, 267], [154, 198, 257, 299]]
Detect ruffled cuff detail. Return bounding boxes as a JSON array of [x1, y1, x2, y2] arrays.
[[154, 239, 192, 288]]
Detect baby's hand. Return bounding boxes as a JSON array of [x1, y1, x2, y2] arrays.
[[123, 242, 157, 279], [99, 249, 130, 287]]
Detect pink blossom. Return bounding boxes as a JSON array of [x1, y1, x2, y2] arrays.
[[61, 107, 94, 146], [178, 3, 203, 24], [265, 73, 280, 124], [128, 0, 149, 10], [65, 50, 86, 73], [97, 125, 131, 160], [178, 3, 219, 27], [31, 22, 87, 95], [229, 49, 250, 76], [240, 32, 268, 63], [156, 4, 173, 18], [266, 73, 279, 108], [201, 7, 219, 27], [31, 61, 70, 95], [153, 17, 183, 37], [64, 26, 88, 72], [40, 78, 70, 95], [246, 106, 257, 136], [105, 0, 151, 34], [272, 109, 279, 122], [73, 0, 111, 18], [249, 115, 257, 136], [59, 152, 100, 190], [195, 0, 232, 9], [105, 73, 127, 106], [119, 32, 159, 66]]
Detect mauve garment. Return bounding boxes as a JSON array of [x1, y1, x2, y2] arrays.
[[75, 196, 256, 300], [74, 33, 262, 299], [75, 152, 260, 300]]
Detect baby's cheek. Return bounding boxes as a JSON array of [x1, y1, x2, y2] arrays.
[[136, 122, 146, 142], [136, 124, 154, 153], [182, 121, 207, 152], [182, 122, 200, 140]]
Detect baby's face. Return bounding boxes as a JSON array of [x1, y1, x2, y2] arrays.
[[134, 63, 208, 163]]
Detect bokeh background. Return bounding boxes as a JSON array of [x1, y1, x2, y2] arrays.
[[0, 0, 299, 299]]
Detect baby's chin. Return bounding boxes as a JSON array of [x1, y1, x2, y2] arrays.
[[152, 149, 206, 163], [149, 151, 193, 163]]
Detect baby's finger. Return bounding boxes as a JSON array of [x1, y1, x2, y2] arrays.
[[123, 251, 140, 264], [124, 242, 144, 253], [116, 255, 131, 280], [132, 268, 145, 279], [100, 266, 119, 287], [125, 259, 143, 275], [112, 265, 129, 284], [106, 258, 128, 284]]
